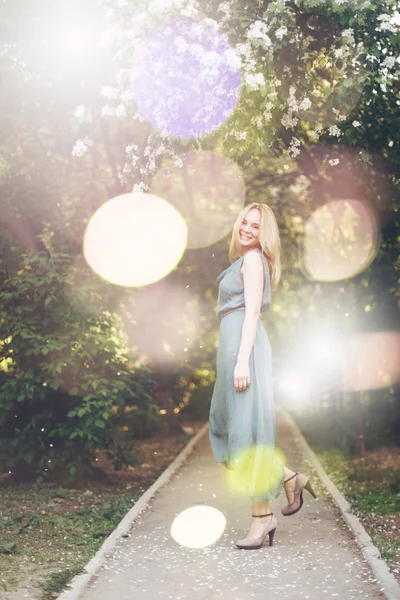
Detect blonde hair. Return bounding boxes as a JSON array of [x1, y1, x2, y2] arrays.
[[229, 202, 281, 290]]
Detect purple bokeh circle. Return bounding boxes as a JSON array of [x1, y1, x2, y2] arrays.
[[131, 19, 241, 139]]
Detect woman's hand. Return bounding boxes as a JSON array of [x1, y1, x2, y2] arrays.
[[234, 360, 250, 393]]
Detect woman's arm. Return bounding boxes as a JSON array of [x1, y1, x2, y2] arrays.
[[237, 251, 264, 361], [234, 251, 264, 392]]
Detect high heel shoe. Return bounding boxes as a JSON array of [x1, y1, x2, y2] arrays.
[[235, 513, 278, 550], [281, 472, 317, 517]]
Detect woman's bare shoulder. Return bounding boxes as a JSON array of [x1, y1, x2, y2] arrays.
[[240, 250, 263, 275]]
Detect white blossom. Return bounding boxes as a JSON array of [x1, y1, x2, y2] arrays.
[[73, 105, 93, 124], [287, 137, 302, 158], [281, 112, 298, 129], [328, 125, 342, 137], [329, 158, 340, 166], [126, 144, 139, 154], [234, 131, 247, 141], [299, 98, 312, 111], [275, 26, 288, 40], [288, 145, 301, 158], [132, 182, 149, 193], [244, 72, 265, 91], [173, 156, 184, 168], [72, 137, 93, 157], [224, 48, 242, 71], [342, 28, 355, 45], [352, 120, 361, 127], [382, 55, 397, 69], [377, 12, 400, 33], [247, 20, 270, 40], [251, 115, 264, 129]]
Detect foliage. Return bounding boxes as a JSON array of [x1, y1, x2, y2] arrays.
[[0, 250, 155, 482]]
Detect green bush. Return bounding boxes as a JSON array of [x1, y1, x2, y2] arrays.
[[0, 251, 155, 482]]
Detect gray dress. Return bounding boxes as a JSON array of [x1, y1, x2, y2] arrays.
[[209, 248, 284, 502]]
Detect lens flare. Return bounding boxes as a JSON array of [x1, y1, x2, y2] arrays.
[[170, 505, 226, 548], [83, 193, 187, 287], [279, 373, 312, 403], [150, 151, 245, 249], [341, 332, 400, 391], [121, 281, 202, 365], [226, 446, 285, 500], [303, 199, 379, 282], [131, 19, 241, 138]]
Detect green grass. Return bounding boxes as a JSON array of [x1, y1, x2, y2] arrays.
[[39, 568, 82, 598], [313, 446, 400, 575], [371, 536, 400, 562], [348, 487, 400, 515], [0, 483, 140, 595], [315, 448, 400, 515]]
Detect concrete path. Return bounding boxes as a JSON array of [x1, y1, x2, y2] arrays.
[[79, 412, 386, 600]]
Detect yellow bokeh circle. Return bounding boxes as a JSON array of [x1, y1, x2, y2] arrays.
[[226, 445, 286, 500], [83, 192, 187, 287]]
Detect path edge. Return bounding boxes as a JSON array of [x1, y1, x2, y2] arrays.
[[56, 422, 210, 600], [280, 408, 400, 600]]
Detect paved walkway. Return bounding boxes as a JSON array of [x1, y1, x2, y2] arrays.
[[79, 411, 386, 600]]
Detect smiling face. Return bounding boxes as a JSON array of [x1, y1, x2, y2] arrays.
[[239, 207, 261, 251]]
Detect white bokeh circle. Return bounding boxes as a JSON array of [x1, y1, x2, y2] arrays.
[[83, 192, 187, 287], [170, 505, 226, 549]]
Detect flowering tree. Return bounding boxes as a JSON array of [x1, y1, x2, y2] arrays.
[[70, 0, 399, 198]]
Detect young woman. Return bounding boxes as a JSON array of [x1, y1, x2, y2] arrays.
[[209, 202, 316, 550]]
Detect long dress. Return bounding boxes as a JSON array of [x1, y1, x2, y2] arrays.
[[209, 248, 284, 502]]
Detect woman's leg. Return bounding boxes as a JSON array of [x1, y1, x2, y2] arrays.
[[238, 500, 273, 543], [283, 465, 299, 503]]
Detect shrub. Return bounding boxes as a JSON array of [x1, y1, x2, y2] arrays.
[[0, 251, 155, 482]]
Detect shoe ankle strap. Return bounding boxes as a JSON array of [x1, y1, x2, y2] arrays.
[[252, 512, 273, 518], [284, 472, 298, 484]]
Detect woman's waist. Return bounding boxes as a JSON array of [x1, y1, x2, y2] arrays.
[[220, 306, 264, 320], [220, 306, 245, 319]]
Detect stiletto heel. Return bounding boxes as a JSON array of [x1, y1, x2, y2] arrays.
[[268, 527, 276, 546], [281, 471, 317, 516], [235, 513, 278, 550], [304, 480, 318, 499]]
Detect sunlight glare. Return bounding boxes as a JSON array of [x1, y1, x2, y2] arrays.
[[341, 332, 400, 391]]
